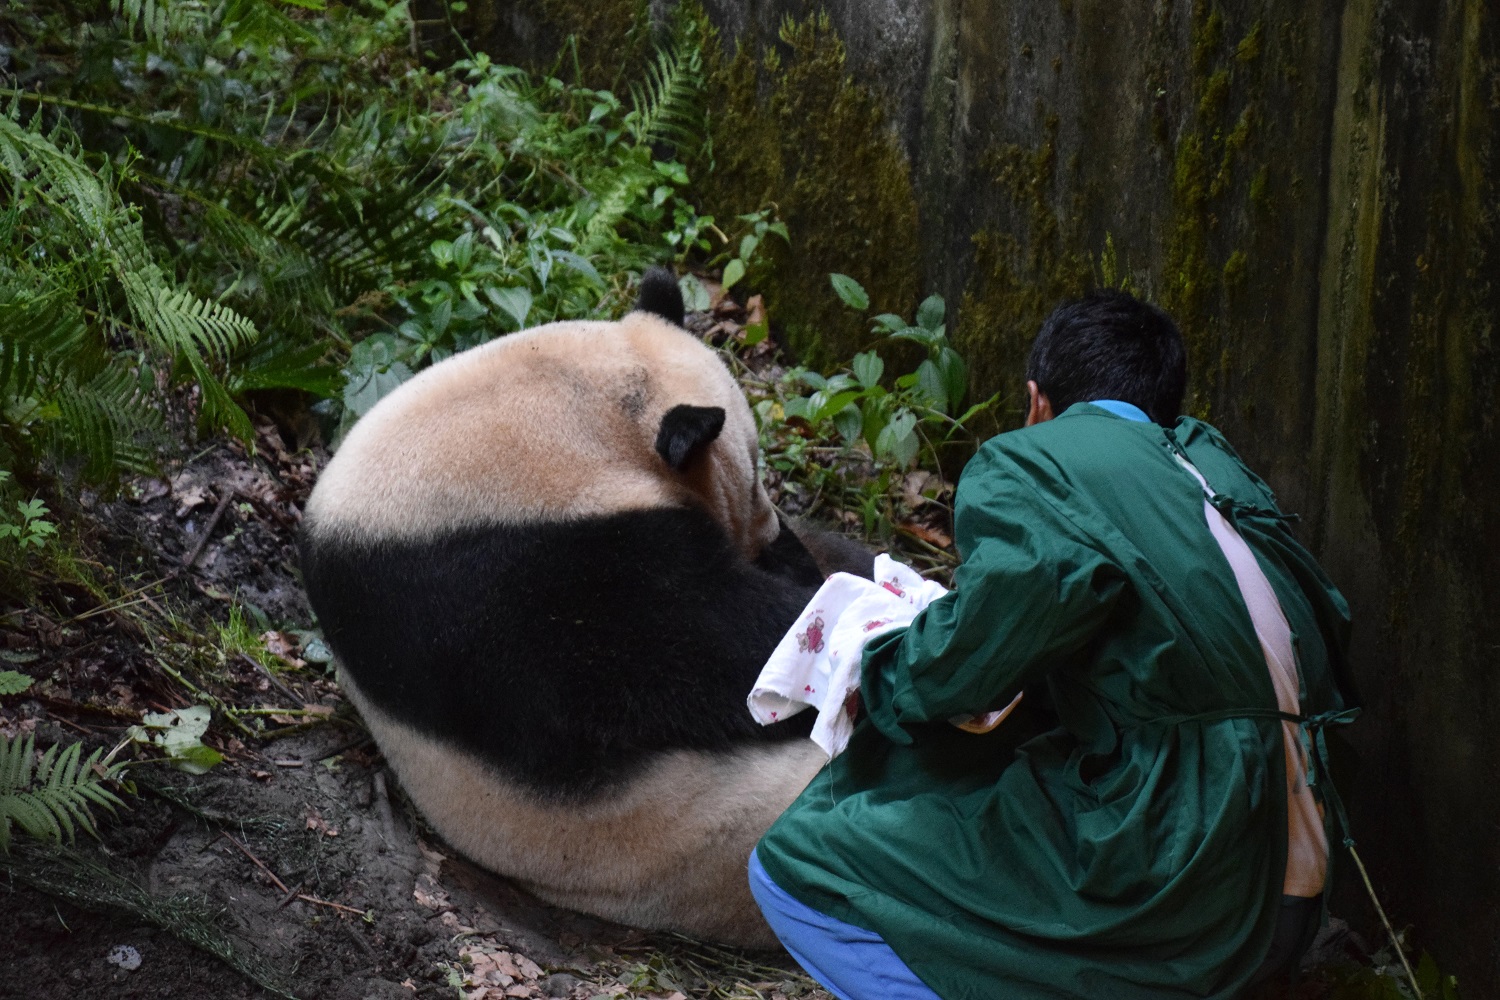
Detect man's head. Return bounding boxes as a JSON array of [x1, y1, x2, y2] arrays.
[[1023, 290, 1187, 426]]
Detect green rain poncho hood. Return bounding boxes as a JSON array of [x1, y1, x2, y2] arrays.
[[756, 404, 1353, 1000]]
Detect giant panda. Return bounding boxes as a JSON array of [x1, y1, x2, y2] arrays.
[[300, 269, 848, 946]]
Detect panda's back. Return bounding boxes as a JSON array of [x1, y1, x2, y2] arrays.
[[301, 315, 816, 798], [307, 319, 717, 540]]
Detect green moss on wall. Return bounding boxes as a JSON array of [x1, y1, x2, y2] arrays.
[[434, 0, 651, 90], [1161, 0, 1277, 419], [690, 11, 922, 367], [956, 116, 1092, 433]]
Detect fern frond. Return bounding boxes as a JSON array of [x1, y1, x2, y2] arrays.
[[0, 287, 98, 402], [227, 335, 341, 397], [627, 28, 705, 153], [0, 109, 262, 454], [52, 364, 164, 481], [584, 172, 648, 250], [0, 734, 126, 854], [112, 0, 214, 47]]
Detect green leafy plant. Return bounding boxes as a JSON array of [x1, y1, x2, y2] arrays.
[[0, 111, 262, 478], [0, 733, 128, 853], [0, 671, 35, 696], [0, 473, 56, 554], [772, 274, 996, 470], [717, 209, 791, 295], [125, 705, 224, 775], [3, 0, 715, 467]]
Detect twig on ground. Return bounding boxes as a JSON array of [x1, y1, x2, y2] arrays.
[[343, 920, 377, 959], [276, 881, 306, 910], [220, 831, 290, 895], [240, 652, 302, 704], [373, 770, 397, 851], [296, 895, 367, 917], [316, 734, 373, 762], [66, 576, 170, 623], [1349, 843, 1425, 999], [183, 489, 237, 569]]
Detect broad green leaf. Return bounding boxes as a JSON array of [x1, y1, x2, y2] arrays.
[[553, 251, 601, 285], [487, 285, 532, 328], [739, 234, 759, 262], [916, 358, 949, 414], [872, 313, 907, 334], [814, 389, 862, 422], [936, 346, 968, 412], [889, 327, 936, 347], [428, 298, 452, 336], [848, 351, 882, 389], [722, 258, 746, 290], [451, 231, 475, 271], [343, 359, 414, 417], [171, 744, 224, 776], [952, 392, 1001, 429], [833, 404, 863, 445], [796, 370, 829, 390], [678, 274, 711, 313], [828, 271, 876, 310], [916, 294, 946, 331], [875, 410, 919, 467], [829, 273, 869, 311]]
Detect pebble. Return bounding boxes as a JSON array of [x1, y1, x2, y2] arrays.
[[542, 972, 580, 997], [107, 944, 143, 970]]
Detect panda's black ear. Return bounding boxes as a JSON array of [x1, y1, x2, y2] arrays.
[[655, 404, 725, 470], [634, 267, 686, 328]]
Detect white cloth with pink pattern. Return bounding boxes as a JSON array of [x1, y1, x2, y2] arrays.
[[749, 554, 1019, 758]]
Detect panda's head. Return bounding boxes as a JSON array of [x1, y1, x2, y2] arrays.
[[305, 268, 781, 561]]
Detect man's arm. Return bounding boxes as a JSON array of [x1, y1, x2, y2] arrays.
[[860, 449, 1126, 745]]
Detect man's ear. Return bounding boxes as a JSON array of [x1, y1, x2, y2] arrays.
[[1025, 380, 1055, 426]]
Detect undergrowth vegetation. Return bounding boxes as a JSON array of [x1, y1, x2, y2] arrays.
[[0, 0, 716, 482]]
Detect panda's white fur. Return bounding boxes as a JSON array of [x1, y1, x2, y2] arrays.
[[344, 673, 825, 945], [302, 274, 836, 946], [307, 313, 779, 555]]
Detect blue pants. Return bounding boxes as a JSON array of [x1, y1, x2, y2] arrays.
[[748, 848, 943, 1000]]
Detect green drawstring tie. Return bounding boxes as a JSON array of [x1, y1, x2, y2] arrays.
[[1137, 706, 1362, 915]]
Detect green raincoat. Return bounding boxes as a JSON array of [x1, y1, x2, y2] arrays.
[[756, 404, 1353, 1000]]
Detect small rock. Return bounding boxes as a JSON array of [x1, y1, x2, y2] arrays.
[[105, 947, 141, 971], [542, 972, 579, 997]]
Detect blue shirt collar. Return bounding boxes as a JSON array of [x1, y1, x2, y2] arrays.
[[1087, 399, 1152, 423]]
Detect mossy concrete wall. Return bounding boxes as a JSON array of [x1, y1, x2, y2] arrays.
[[452, 0, 1498, 986]]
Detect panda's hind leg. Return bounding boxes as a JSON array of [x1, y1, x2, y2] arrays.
[[343, 671, 825, 948]]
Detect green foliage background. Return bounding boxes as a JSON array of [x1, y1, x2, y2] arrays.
[[0, 0, 708, 485]]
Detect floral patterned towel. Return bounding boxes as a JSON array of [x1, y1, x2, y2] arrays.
[[749, 554, 1014, 758]]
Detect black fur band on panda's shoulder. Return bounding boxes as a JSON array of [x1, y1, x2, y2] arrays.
[[634, 266, 686, 327], [301, 507, 819, 799]]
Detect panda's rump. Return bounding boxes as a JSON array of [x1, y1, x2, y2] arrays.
[[301, 503, 817, 798]]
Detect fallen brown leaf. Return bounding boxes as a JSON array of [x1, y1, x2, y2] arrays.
[[899, 521, 953, 548]]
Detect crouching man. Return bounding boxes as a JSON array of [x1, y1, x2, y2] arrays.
[[750, 291, 1356, 999]]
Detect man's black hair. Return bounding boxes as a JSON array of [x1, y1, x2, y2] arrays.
[[1024, 289, 1187, 425]]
